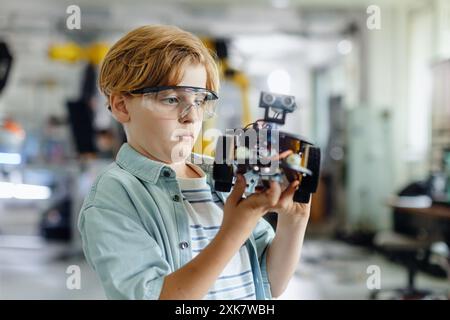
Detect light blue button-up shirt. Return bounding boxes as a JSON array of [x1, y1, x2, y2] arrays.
[[78, 143, 275, 300]]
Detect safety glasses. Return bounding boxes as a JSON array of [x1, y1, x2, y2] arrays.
[[129, 86, 219, 121]]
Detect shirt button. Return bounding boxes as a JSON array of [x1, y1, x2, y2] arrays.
[[162, 169, 171, 177], [172, 194, 181, 202], [179, 241, 189, 249]]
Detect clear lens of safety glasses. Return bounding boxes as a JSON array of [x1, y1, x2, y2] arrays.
[[132, 86, 218, 121]]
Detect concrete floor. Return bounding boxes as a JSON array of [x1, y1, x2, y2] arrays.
[[0, 205, 449, 300], [279, 239, 449, 299]]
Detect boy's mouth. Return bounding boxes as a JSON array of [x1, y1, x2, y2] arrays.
[[178, 135, 193, 142], [171, 130, 195, 142]]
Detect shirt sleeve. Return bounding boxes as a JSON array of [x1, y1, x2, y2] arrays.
[[78, 205, 170, 300], [252, 216, 275, 298]]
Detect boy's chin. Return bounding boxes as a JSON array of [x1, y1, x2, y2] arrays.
[[168, 144, 193, 163], [177, 136, 194, 143]]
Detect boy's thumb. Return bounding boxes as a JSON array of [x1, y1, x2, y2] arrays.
[[227, 174, 246, 205]]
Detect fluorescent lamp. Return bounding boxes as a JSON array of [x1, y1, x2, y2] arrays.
[[0, 182, 51, 200], [0, 152, 21, 165]]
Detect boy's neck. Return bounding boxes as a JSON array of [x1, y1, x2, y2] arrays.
[[127, 142, 201, 178], [169, 162, 201, 178]]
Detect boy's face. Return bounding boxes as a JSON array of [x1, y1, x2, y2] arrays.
[[114, 63, 206, 164]]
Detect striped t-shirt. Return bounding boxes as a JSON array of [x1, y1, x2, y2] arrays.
[[177, 163, 256, 300]]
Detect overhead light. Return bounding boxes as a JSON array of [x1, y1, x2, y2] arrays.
[[233, 34, 304, 59], [271, 0, 290, 9], [0, 152, 21, 165], [0, 182, 51, 200], [267, 69, 291, 94], [337, 39, 352, 55]]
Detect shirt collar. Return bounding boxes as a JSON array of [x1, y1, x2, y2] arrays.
[[115, 143, 173, 184], [115, 143, 215, 184]]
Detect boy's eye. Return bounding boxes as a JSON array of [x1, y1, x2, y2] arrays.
[[194, 99, 206, 106], [161, 97, 179, 105], [193, 94, 207, 105]]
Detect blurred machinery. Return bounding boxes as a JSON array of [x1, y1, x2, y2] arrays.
[[195, 38, 252, 157], [48, 42, 109, 66], [0, 40, 13, 94]]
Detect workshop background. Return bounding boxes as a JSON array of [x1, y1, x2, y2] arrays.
[[0, 0, 449, 299]]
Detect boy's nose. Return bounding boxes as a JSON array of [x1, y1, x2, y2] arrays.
[[178, 104, 199, 123]]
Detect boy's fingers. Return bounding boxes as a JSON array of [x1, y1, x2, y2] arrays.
[[262, 149, 293, 162], [280, 180, 300, 201], [244, 192, 270, 209], [265, 180, 282, 207], [246, 180, 281, 209], [227, 174, 246, 206]]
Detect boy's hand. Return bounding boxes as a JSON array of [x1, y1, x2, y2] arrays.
[[221, 174, 281, 239], [269, 180, 311, 221], [264, 150, 311, 221]]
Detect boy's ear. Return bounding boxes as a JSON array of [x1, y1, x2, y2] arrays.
[[109, 93, 130, 123]]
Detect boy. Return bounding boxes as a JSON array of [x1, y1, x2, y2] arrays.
[[78, 25, 311, 300]]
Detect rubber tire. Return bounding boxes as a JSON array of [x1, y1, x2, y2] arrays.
[[213, 163, 234, 182], [214, 181, 233, 192], [213, 163, 234, 193], [294, 190, 311, 203], [299, 147, 321, 194]]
